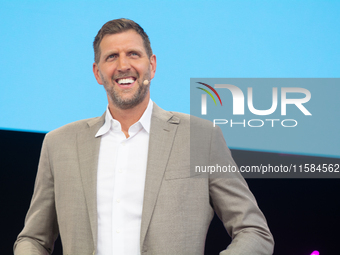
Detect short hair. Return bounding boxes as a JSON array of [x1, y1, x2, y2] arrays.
[[93, 18, 153, 63]]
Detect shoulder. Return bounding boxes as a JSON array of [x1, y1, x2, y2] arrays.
[[174, 111, 213, 128], [44, 114, 104, 142], [171, 111, 214, 131], [152, 103, 213, 130]]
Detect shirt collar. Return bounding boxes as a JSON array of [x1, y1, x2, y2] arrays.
[[95, 99, 153, 137]]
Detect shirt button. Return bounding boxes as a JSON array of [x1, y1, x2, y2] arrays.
[[119, 169, 123, 173], [116, 199, 120, 203], [116, 229, 120, 233]]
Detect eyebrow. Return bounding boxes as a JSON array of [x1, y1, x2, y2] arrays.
[[102, 50, 117, 59], [102, 47, 146, 59]]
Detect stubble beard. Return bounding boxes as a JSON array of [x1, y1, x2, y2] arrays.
[[101, 72, 150, 110]]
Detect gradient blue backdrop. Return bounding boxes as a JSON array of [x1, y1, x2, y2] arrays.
[[1, 0, 339, 157]]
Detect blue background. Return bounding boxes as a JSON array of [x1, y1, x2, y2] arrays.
[[1, 0, 339, 157]]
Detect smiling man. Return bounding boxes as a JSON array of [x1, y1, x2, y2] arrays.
[[14, 18, 274, 255], [93, 28, 156, 138]]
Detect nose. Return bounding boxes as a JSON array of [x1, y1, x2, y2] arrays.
[[117, 55, 131, 72]]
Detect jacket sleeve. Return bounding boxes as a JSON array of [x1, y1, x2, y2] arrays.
[[208, 126, 274, 255], [14, 134, 59, 255]]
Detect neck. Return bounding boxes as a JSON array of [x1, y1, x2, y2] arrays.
[[107, 96, 150, 138]]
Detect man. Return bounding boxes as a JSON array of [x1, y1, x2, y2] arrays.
[[14, 18, 274, 255]]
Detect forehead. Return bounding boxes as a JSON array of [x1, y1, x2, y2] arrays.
[[100, 29, 145, 53]]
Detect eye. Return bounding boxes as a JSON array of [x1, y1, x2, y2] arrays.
[[129, 52, 140, 58], [106, 54, 117, 61]]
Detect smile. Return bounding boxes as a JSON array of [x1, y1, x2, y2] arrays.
[[116, 77, 136, 85]]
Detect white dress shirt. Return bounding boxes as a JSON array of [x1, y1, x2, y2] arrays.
[[95, 99, 153, 255]]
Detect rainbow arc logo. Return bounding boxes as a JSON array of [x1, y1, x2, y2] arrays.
[[196, 82, 223, 114], [196, 82, 223, 106]]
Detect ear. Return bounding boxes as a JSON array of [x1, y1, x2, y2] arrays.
[[93, 62, 103, 85], [149, 54, 157, 80]]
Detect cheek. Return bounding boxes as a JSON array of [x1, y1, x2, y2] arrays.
[[101, 64, 117, 77], [134, 60, 151, 73]]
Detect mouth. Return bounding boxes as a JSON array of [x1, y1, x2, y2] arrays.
[[115, 76, 137, 88]]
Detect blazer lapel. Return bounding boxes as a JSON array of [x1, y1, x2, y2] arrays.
[[140, 103, 180, 249], [77, 114, 105, 250]]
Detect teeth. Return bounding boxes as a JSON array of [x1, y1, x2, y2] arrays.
[[117, 78, 134, 84]]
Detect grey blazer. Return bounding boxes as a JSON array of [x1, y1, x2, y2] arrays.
[[14, 103, 274, 255]]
